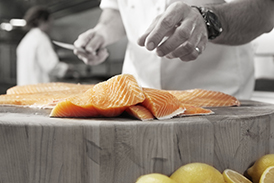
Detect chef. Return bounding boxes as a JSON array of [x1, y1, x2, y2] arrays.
[[17, 6, 69, 86], [74, 0, 273, 99]]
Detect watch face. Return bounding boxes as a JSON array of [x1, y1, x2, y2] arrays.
[[208, 11, 223, 31], [206, 10, 223, 39]]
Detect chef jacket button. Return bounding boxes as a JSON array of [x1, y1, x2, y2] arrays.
[[131, 5, 135, 9]]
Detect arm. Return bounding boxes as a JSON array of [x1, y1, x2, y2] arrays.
[[95, 8, 126, 46], [211, 0, 274, 45], [74, 8, 126, 65]]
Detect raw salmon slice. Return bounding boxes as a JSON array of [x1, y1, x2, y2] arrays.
[[126, 104, 213, 119], [125, 105, 154, 121], [50, 88, 99, 117], [51, 74, 146, 118], [142, 88, 185, 120], [7, 82, 93, 95], [167, 89, 240, 107], [50, 100, 99, 117], [0, 74, 239, 120], [1, 83, 94, 108], [179, 104, 214, 116], [92, 74, 146, 117], [0, 90, 81, 107]]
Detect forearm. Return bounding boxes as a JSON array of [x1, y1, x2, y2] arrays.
[[94, 8, 126, 46], [209, 0, 274, 45]]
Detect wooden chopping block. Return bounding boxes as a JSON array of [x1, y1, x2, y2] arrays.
[[0, 100, 273, 183]]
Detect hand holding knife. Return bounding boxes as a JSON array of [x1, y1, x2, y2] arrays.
[[52, 40, 97, 55], [53, 40, 109, 66]]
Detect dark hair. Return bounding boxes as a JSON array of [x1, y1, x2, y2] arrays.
[[24, 6, 51, 31]]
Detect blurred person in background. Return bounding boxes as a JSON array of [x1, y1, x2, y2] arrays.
[[74, 0, 274, 100], [16, 6, 71, 85]]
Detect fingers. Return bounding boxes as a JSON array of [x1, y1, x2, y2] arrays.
[[85, 35, 104, 54], [74, 48, 109, 66], [164, 15, 208, 61], [74, 29, 95, 49], [157, 13, 198, 56], [137, 15, 161, 47], [74, 29, 105, 53], [74, 29, 108, 65], [165, 35, 207, 61], [139, 2, 191, 51], [138, 2, 208, 61]]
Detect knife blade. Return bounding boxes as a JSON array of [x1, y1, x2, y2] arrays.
[[52, 40, 95, 54]]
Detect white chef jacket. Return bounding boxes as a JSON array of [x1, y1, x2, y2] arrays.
[[100, 0, 255, 99], [16, 28, 68, 86]]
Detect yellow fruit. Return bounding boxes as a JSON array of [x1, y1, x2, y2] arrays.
[[259, 166, 274, 183], [170, 162, 225, 183], [135, 173, 177, 183], [223, 169, 252, 183], [247, 154, 274, 183]]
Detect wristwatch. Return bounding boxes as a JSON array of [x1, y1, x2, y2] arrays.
[[192, 6, 223, 40]]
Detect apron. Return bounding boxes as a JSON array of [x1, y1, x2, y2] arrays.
[[100, 0, 255, 99]]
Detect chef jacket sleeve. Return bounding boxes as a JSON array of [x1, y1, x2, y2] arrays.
[[36, 36, 68, 78], [100, 0, 119, 10]]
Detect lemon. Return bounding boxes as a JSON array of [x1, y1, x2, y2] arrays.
[[135, 173, 177, 183], [223, 169, 252, 183], [170, 162, 225, 183], [259, 166, 274, 183], [247, 154, 274, 183]]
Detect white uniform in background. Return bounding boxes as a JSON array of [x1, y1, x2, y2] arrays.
[[100, 0, 255, 99], [16, 28, 68, 85]]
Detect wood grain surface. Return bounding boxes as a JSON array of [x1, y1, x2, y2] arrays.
[[0, 100, 274, 183]]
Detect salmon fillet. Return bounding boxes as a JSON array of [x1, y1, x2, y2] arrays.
[[1, 83, 94, 108], [179, 104, 214, 116], [91, 74, 145, 117], [51, 74, 146, 118], [167, 89, 240, 107], [125, 105, 154, 121], [0, 74, 240, 120], [125, 104, 212, 120], [50, 88, 99, 117], [0, 90, 81, 107], [142, 88, 185, 120], [7, 82, 93, 95]]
